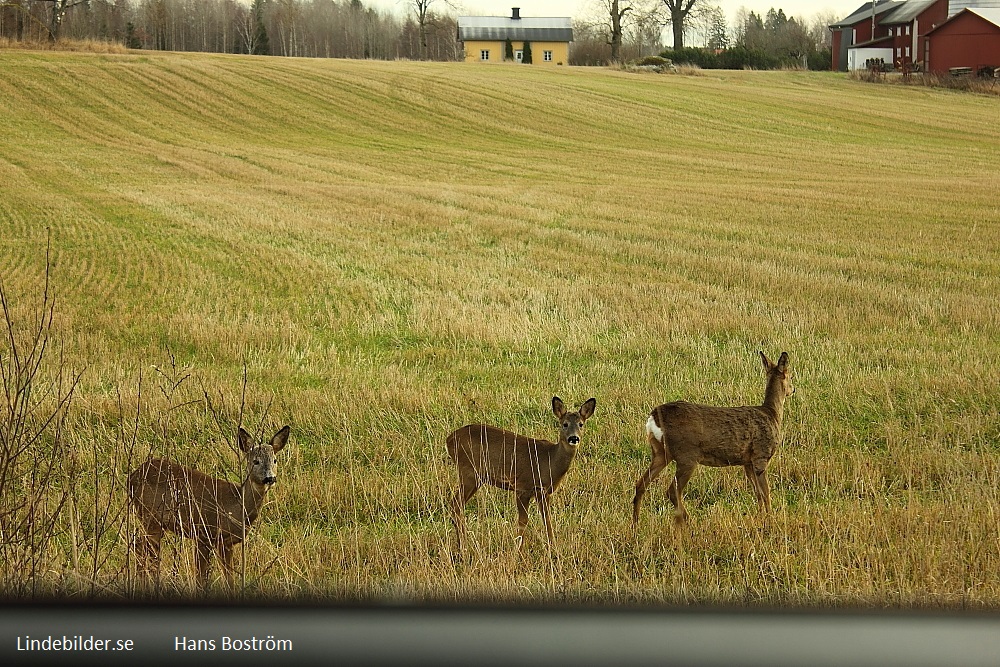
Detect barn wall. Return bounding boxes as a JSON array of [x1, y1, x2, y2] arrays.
[[927, 12, 1000, 72]]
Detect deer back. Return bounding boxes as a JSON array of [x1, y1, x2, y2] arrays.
[[447, 424, 571, 493], [129, 458, 248, 542], [652, 401, 781, 468]]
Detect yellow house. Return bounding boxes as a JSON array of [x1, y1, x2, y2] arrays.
[[457, 8, 572, 65]]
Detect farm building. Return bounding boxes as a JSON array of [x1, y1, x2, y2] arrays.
[[830, 0, 948, 71], [456, 7, 572, 65], [924, 8, 1000, 72], [830, 0, 1000, 70]]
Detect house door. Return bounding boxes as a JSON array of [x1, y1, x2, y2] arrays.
[[515, 50, 523, 62]]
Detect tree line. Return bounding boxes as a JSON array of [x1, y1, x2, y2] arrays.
[[2, 0, 837, 70], [0, 0, 460, 60], [571, 1, 836, 69]]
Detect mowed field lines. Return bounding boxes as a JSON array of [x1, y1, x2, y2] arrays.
[[1, 50, 999, 605]]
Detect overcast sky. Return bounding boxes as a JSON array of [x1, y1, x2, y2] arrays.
[[428, 1, 862, 24]]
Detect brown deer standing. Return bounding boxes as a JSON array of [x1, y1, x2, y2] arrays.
[[632, 352, 793, 525], [446, 396, 596, 555], [128, 425, 290, 591]]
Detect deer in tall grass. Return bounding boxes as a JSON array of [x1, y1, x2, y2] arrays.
[[128, 425, 290, 592], [632, 352, 793, 526], [447, 397, 596, 556]]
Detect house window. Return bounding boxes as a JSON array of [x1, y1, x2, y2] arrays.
[[480, 50, 490, 61], [544, 50, 553, 61]]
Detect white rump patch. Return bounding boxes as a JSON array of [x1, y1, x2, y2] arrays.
[[645, 415, 663, 442]]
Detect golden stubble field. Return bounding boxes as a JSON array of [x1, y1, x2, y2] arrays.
[[0, 49, 998, 606]]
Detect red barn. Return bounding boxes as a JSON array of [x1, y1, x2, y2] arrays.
[[925, 8, 1000, 73], [830, 0, 949, 71], [880, 0, 949, 69], [830, 1, 904, 71]]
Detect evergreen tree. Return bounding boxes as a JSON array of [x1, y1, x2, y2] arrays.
[[522, 40, 532, 64], [705, 5, 729, 50], [252, 0, 270, 55], [125, 21, 142, 49], [504, 37, 514, 61]]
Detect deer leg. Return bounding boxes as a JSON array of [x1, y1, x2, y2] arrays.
[[195, 537, 214, 593], [451, 471, 480, 557], [633, 447, 669, 525], [744, 464, 766, 509], [535, 490, 555, 549], [515, 490, 534, 549], [135, 521, 163, 585], [754, 467, 771, 513], [671, 462, 696, 524], [216, 540, 235, 594]]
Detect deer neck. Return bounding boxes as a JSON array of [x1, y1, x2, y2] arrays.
[[553, 438, 579, 471], [761, 375, 787, 425], [238, 477, 270, 526]]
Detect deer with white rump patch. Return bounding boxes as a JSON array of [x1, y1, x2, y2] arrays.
[[129, 425, 290, 591], [446, 396, 596, 555], [632, 352, 793, 525]]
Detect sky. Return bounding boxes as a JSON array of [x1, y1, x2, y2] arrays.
[[430, 0, 864, 24]]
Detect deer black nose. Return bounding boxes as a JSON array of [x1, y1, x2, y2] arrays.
[[568, 436, 580, 445], [263, 476, 277, 485]]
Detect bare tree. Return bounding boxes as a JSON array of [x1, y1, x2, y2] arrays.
[[808, 10, 837, 51], [661, 0, 698, 49], [605, 0, 630, 62], [628, 3, 664, 57], [34, 0, 88, 41], [407, 0, 452, 60]]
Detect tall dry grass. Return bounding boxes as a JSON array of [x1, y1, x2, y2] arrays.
[[0, 52, 997, 605], [0, 37, 128, 53], [850, 68, 1000, 96]]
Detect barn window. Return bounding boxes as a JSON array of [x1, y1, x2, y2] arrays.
[[544, 50, 553, 61], [480, 50, 490, 61], [905, 46, 910, 57], [905, 25, 910, 36]]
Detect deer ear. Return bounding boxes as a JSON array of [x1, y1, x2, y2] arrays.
[[552, 396, 566, 419], [270, 425, 290, 453], [237, 428, 253, 453], [776, 352, 789, 373], [759, 351, 774, 371], [579, 398, 596, 421]]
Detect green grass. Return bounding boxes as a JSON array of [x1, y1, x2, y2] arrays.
[[0, 49, 998, 605]]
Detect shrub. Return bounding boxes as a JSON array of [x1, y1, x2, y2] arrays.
[[808, 48, 833, 71], [635, 55, 671, 67], [660, 47, 719, 69]]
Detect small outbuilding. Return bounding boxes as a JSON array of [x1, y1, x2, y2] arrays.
[[457, 7, 573, 65]]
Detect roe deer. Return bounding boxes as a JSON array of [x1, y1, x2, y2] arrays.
[[446, 396, 596, 555], [632, 352, 793, 525], [128, 425, 290, 591]]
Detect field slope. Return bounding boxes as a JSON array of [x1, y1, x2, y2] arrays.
[[1, 50, 998, 605]]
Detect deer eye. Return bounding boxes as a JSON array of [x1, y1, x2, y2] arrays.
[[563, 422, 569, 428], [253, 459, 261, 465], [578, 422, 584, 428]]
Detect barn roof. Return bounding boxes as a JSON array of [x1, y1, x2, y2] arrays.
[[881, 0, 938, 23], [968, 7, 1000, 26], [457, 16, 573, 43], [829, 1, 906, 29], [926, 6, 1000, 32]]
